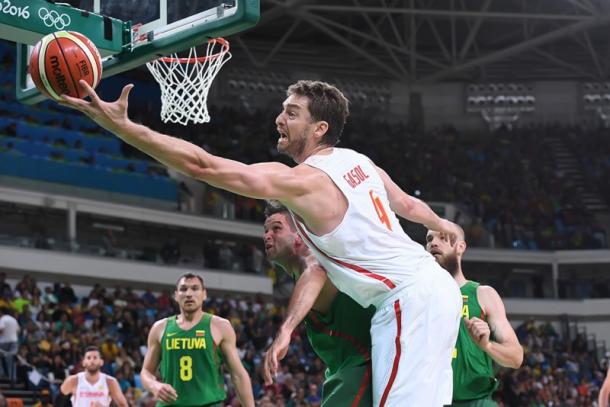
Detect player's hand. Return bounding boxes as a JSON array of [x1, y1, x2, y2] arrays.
[[152, 382, 178, 404], [263, 329, 291, 385], [438, 219, 461, 246], [91, 402, 106, 407], [464, 317, 491, 351], [59, 80, 133, 135]]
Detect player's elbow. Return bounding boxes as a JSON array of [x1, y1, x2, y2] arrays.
[[507, 346, 524, 369]]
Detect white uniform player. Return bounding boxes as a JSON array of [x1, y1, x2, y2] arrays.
[[59, 346, 127, 407], [71, 371, 112, 407], [59, 78, 464, 407], [292, 148, 462, 406]]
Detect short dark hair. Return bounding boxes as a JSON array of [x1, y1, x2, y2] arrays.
[[264, 201, 295, 231], [176, 273, 205, 289], [264, 200, 289, 218], [83, 346, 100, 357], [286, 80, 349, 146]]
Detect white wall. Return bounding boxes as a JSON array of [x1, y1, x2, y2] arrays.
[[505, 298, 610, 344], [0, 246, 273, 295]]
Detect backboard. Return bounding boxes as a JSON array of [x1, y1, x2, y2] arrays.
[[10, 0, 259, 104]]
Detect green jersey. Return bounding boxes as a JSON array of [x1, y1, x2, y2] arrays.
[[452, 281, 498, 402], [305, 292, 375, 375], [158, 314, 226, 406]]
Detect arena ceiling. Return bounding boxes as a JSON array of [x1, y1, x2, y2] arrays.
[[230, 0, 610, 82]]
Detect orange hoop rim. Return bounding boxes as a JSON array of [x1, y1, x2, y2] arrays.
[[157, 38, 230, 64]]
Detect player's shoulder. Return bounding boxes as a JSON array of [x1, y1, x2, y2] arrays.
[[64, 373, 80, 382], [104, 373, 118, 384], [476, 284, 501, 298], [210, 314, 232, 330], [476, 284, 506, 312], [150, 317, 171, 336], [210, 315, 235, 338]]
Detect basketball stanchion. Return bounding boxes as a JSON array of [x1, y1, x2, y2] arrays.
[[146, 38, 232, 125]]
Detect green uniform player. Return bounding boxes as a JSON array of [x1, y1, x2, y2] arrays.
[[158, 314, 225, 406], [262, 203, 374, 406], [426, 228, 523, 407], [450, 282, 498, 406], [305, 292, 375, 407], [141, 273, 255, 407]]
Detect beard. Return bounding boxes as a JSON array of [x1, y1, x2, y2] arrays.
[[437, 252, 460, 276], [277, 131, 307, 160], [85, 365, 101, 374]]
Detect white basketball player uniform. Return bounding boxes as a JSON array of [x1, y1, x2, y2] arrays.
[[291, 147, 462, 407], [71, 372, 112, 407]]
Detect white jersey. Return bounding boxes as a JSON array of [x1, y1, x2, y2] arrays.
[[292, 147, 436, 308], [71, 372, 111, 407]]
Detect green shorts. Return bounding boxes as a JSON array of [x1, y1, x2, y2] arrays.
[[448, 398, 498, 407], [322, 363, 372, 407]]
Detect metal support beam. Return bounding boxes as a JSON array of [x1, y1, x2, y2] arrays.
[[298, 11, 448, 70], [303, 5, 594, 21], [234, 36, 264, 68], [422, 16, 610, 82], [297, 11, 408, 81], [258, 0, 311, 27], [534, 49, 597, 79], [565, 0, 596, 15], [459, 0, 492, 60], [353, 0, 410, 79], [260, 19, 302, 66], [410, 0, 417, 79], [425, 17, 451, 62], [583, 31, 604, 78]]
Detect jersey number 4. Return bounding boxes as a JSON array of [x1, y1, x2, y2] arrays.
[[369, 190, 392, 231], [179, 356, 193, 381]]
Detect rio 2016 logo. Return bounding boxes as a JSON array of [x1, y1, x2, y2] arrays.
[[38, 7, 71, 30], [0, 0, 30, 19]]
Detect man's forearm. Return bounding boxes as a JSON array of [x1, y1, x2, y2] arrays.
[[232, 372, 255, 407], [400, 196, 443, 230], [486, 341, 523, 369], [140, 369, 160, 393], [114, 120, 212, 180], [280, 267, 326, 333]]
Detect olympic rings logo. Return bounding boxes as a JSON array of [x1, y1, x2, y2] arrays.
[[38, 7, 71, 30]]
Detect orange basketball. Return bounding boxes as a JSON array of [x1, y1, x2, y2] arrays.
[[29, 31, 102, 100]]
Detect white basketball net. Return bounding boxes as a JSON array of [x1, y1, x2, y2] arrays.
[[146, 38, 231, 125]]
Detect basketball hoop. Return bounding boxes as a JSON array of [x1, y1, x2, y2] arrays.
[[146, 38, 231, 125]]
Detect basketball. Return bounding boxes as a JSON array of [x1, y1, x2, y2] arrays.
[[29, 31, 102, 100]]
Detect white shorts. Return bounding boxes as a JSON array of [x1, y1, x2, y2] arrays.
[[371, 261, 461, 407]]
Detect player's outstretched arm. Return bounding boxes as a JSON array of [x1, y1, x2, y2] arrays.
[[216, 317, 255, 407], [141, 319, 177, 404], [107, 376, 129, 407], [374, 165, 460, 239], [59, 81, 310, 201], [465, 286, 523, 369], [599, 369, 610, 407], [263, 257, 327, 384]]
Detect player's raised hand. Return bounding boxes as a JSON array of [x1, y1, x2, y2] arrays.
[[262, 330, 291, 385], [438, 219, 462, 246], [464, 317, 491, 351], [152, 382, 178, 403], [59, 80, 133, 135]]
